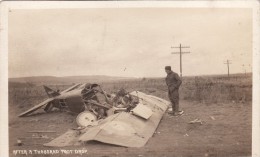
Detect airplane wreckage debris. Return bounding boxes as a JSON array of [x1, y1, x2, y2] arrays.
[[19, 83, 170, 147]]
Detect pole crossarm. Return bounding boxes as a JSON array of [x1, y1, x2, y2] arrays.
[[171, 43, 191, 78], [171, 46, 190, 48], [224, 62, 232, 64], [171, 52, 190, 54], [223, 59, 232, 77]]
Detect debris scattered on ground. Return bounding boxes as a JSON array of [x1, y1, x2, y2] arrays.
[[30, 136, 49, 139], [210, 116, 215, 120], [20, 135, 50, 139], [17, 139, 23, 146], [39, 135, 49, 139], [189, 118, 203, 124], [27, 130, 56, 133], [184, 133, 189, 137]]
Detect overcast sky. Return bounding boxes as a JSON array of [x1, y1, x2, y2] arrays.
[[8, 8, 252, 78]]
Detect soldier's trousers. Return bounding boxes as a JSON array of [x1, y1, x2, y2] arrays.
[[168, 89, 179, 113]]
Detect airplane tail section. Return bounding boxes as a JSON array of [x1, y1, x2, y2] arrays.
[[43, 85, 60, 98]]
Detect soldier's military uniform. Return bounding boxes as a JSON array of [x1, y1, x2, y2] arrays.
[[165, 70, 182, 114]]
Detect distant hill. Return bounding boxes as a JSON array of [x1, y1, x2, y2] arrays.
[[9, 75, 136, 85]]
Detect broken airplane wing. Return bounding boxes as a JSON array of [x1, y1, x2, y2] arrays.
[[18, 98, 55, 117], [18, 83, 83, 117], [44, 91, 170, 147]]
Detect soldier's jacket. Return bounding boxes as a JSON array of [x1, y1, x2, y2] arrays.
[[165, 71, 182, 93]]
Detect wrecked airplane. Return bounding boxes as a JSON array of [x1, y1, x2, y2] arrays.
[[19, 83, 170, 147]]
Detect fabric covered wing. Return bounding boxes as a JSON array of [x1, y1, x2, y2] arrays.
[[60, 83, 82, 94], [78, 91, 169, 147], [18, 98, 54, 117], [44, 91, 169, 147]]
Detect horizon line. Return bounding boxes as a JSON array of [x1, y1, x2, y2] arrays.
[[8, 72, 252, 79]]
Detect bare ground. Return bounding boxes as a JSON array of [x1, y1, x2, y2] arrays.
[[9, 100, 251, 157]]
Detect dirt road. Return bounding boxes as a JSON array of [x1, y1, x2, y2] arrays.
[[9, 100, 251, 157]]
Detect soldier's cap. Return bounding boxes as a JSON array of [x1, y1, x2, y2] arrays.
[[165, 66, 171, 70]]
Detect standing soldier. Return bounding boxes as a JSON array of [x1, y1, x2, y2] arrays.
[[165, 66, 184, 116]]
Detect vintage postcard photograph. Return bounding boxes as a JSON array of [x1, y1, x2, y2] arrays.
[[0, 1, 259, 157]]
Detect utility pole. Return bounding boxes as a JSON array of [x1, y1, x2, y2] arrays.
[[224, 60, 232, 77], [171, 43, 190, 78], [242, 64, 246, 76], [242, 64, 251, 76]]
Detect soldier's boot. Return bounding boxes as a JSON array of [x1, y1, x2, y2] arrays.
[[167, 103, 175, 114], [172, 102, 184, 116], [172, 110, 184, 116]]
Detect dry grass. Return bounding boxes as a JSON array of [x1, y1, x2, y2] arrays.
[[100, 74, 252, 104], [8, 74, 252, 157], [9, 74, 252, 107]]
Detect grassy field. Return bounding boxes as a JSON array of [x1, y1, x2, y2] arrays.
[[9, 73, 252, 106], [8, 73, 252, 157]]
